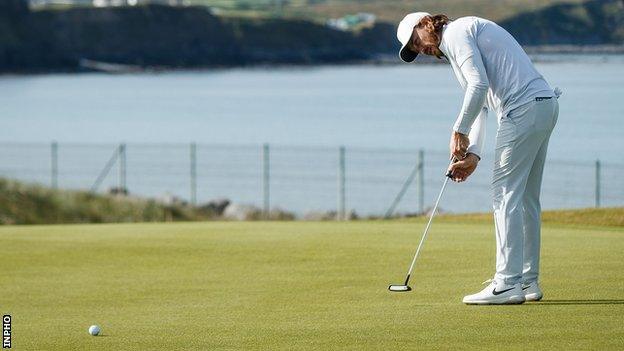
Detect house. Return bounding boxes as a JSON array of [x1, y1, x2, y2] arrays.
[[29, 0, 92, 7], [327, 13, 377, 31], [29, 0, 187, 8], [93, 0, 188, 6]]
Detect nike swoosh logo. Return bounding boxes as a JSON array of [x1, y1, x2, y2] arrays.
[[492, 287, 515, 295]]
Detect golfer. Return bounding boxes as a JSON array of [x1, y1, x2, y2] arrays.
[[397, 13, 559, 304]]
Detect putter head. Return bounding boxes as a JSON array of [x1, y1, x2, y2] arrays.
[[388, 284, 412, 292]]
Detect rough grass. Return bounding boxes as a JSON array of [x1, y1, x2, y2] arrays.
[[1, 215, 623, 350], [0, 178, 222, 224], [439, 207, 624, 227]]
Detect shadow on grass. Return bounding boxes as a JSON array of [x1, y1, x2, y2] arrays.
[[529, 299, 624, 305]]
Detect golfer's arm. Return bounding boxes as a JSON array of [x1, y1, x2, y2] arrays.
[[466, 106, 487, 159], [453, 54, 489, 136]]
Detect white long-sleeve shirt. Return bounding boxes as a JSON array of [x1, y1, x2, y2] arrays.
[[438, 17, 554, 157]]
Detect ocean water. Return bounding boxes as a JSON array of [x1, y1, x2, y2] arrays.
[[0, 56, 622, 214], [2, 57, 624, 158]]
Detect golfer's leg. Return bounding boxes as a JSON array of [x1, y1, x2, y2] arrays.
[[521, 136, 549, 284], [492, 158, 530, 285], [522, 100, 558, 283], [492, 115, 544, 286]]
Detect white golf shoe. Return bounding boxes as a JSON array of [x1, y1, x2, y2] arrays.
[[522, 281, 543, 301], [462, 280, 526, 305]]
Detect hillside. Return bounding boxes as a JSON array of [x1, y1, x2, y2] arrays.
[[501, 0, 624, 45], [0, 0, 623, 73], [0, 178, 220, 224], [218, 0, 588, 23], [0, 1, 390, 72]]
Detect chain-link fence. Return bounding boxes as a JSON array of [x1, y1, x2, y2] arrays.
[[0, 142, 621, 218]]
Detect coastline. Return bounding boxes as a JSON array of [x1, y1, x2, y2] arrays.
[[2, 0, 623, 75], [1, 50, 623, 76]]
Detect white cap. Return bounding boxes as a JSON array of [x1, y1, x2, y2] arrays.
[[397, 12, 431, 62]]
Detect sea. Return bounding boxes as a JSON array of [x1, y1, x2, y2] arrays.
[[0, 54, 622, 215]]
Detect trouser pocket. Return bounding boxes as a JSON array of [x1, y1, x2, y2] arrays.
[[532, 99, 557, 132]]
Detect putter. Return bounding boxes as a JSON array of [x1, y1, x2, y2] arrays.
[[388, 161, 454, 292]]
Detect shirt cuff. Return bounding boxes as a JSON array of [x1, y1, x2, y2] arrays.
[[453, 124, 471, 135], [466, 145, 481, 159]]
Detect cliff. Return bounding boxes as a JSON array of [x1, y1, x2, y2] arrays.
[[500, 0, 624, 45], [0, 0, 622, 73], [0, 2, 395, 72]]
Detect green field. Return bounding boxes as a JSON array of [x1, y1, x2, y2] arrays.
[[2, 218, 623, 350]]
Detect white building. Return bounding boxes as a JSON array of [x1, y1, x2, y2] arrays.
[[30, 0, 91, 6], [326, 13, 377, 32], [93, 0, 188, 6], [29, 0, 188, 8]]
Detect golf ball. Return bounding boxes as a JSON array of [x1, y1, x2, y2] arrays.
[[88, 325, 100, 336]]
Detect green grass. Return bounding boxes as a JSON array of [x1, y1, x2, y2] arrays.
[[0, 178, 234, 225], [440, 207, 624, 227], [1, 218, 623, 350]]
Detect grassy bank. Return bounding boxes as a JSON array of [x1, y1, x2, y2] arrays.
[[1, 177, 622, 225], [439, 207, 624, 227], [1, 219, 623, 349], [0, 178, 219, 224]]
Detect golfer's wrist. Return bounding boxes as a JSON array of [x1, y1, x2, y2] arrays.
[[466, 152, 480, 161], [453, 125, 470, 135]]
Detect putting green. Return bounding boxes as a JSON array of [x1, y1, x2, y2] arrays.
[[1, 220, 623, 350]]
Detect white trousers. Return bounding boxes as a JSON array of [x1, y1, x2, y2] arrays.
[[492, 98, 558, 286]]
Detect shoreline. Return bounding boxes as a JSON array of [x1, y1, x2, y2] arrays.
[[524, 45, 624, 54], [1, 51, 623, 76]]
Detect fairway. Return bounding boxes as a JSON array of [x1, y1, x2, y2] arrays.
[[1, 220, 623, 350]]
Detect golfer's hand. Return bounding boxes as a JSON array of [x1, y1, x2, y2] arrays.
[[449, 131, 470, 160], [448, 153, 479, 182]]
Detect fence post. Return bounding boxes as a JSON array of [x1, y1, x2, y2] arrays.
[[263, 143, 270, 219], [418, 149, 424, 214], [51, 141, 58, 189], [119, 143, 126, 192], [595, 159, 601, 208], [190, 142, 197, 205], [337, 146, 346, 221], [384, 150, 424, 218]]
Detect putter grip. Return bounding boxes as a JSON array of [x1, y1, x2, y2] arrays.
[[446, 157, 458, 179]]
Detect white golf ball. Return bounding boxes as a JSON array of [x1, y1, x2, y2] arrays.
[[88, 325, 101, 336]]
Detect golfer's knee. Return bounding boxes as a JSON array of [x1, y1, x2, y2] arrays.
[[522, 195, 541, 212], [492, 190, 523, 214]]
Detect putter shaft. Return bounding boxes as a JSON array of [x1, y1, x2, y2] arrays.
[[402, 165, 453, 286]]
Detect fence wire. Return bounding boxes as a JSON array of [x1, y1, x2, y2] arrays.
[[0, 142, 621, 217]]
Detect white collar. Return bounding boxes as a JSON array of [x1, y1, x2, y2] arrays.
[[438, 24, 450, 58]]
